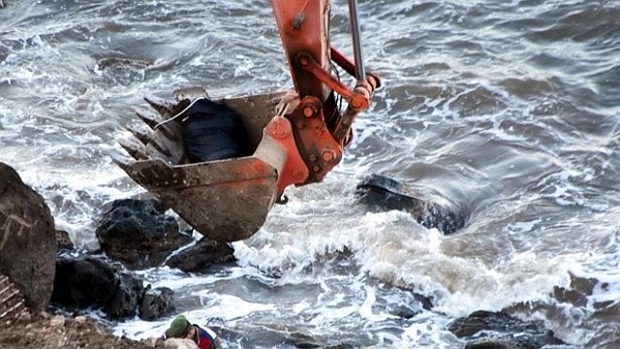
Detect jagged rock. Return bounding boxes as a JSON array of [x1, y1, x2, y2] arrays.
[[52, 256, 118, 309], [448, 310, 565, 349], [106, 272, 144, 319], [0, 162, 56, 310], [51, 254, 174, 321], [552, 271, 597, 307], [95, 199, 193, 270], [139, 286, 174, 321], [55, 229, 74, 251], [355, 174, 466, 235], [165, 239, 235, 273]]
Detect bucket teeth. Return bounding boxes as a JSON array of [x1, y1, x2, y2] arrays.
[[135, 109, 164, 130], [126, 123, 151, 145], [119, 138, 149, 160], [110, 151, 132, 170]]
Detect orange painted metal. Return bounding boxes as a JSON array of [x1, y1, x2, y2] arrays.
[[270, 0, 331, 102], [270, 0, 382, 186], [263, 116, 310, 193]]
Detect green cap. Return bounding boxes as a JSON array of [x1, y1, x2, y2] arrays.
[[165, 315, 191, 338]]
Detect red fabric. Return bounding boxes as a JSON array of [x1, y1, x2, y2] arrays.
[[195, 326, 214, 349]]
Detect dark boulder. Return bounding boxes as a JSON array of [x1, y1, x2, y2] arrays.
[[165, 238, 235, 273], [355, 174, 466, 235], [139, 286, 174, 320], [0, 162, 56, 310], [52, 256, 118, 309], [52, 255, 173, 321], [105, 272, 144, 319], [95, 198, 193, 269], [448, 310, 565, 349]]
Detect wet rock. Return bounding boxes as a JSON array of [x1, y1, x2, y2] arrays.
[[139, 286, 174, 321], [96, 57, 152, 70], [355, 174, 466, 235], [448, 310, 564, 349], [552, 271, 597, 307], [51, 254, 178, 321], [0, 162, 56, 310], [164, 238, 235, 273], [106, 272, 145, 319], [95, 198, 193, 270], [55, 229, 74, 251], [52, 256, 118, 309]]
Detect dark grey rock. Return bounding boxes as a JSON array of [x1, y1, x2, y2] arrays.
[[355, 174, 466, 235], [139, 286, 174, 320], [165, 238, 235, 273], [449, 310, 565, 349], [55, 229, 74, 251], [0, 162, 56, 310], [95, 198, 193, 270], [52, 255, 118, 309], [106, 272, 144, 319]]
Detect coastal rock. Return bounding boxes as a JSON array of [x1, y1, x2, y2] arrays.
[[95, 198, 193, 270], [106, 272, 145, 319], [139, 286, 174, 321], [164, 238, 235, 273], [448, 310, 564, 349], [0, 162, 56, 310], [56, 229, 75, 251], [52, 256, 118, 309], [51, 255, 169, 320], [355, 174, 466, 235]]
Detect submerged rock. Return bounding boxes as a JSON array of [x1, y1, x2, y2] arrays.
[[448, 310, 565, 349], [0, 162, 56, 310], [355, 174, 466, 235], [95, 198, 193, 270]]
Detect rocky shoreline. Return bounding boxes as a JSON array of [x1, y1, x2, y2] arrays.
[[0, 161, 571, 349]]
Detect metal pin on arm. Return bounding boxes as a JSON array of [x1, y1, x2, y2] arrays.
[[347, 0, 366, 83]]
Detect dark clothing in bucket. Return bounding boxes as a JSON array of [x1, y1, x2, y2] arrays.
[[183, 99, 251, 163]]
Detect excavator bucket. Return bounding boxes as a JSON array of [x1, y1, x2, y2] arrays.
[[114, 0, 381, 242], [113, 88, 297, 242]]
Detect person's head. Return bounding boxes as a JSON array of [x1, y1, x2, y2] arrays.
[[165, 315, 192, 339]]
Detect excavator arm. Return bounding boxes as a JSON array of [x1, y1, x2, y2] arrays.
[[268, 0, 380, 192], [113, 0, 381, 242]]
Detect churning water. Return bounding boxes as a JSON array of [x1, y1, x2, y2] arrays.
[[1, 0, 620, 348]]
